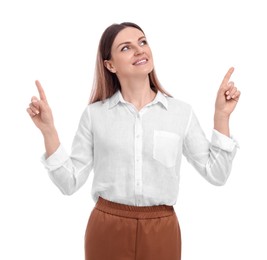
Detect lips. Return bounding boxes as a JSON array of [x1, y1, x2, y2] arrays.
[[133, 58, 148, 65]]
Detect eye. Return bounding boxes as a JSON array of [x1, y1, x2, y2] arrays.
[[140, 40, 148, 46], [121, 45, 130, 51]]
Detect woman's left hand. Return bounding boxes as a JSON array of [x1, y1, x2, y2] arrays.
[[215, 67, 241, 118]]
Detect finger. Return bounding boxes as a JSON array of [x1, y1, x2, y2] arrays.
[[26, 107, 37, 117], [30, 97, 41, 110], [225, 86, 237, 100], [227, 89, 240, 101], [31, 95, 39, 102], [31, 96, 39, 107], [225, 81, 234, 95], [29, 103, 40, 115], [232, 90, 241, 101], [29, 102, 40, 113], [229, 86, 237, 97], [220, 67, 234, 88], [35, 80, 48, 102]]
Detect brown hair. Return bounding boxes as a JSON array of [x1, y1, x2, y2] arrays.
[[89, 22, 172, 104]]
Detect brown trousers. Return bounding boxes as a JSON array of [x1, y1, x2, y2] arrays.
[[85, 197, 181, 260]]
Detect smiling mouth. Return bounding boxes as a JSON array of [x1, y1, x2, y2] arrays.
[[133, 59, 148, 65]]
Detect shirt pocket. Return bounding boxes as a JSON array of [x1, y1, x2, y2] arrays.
[[153, 130, 180, 168]]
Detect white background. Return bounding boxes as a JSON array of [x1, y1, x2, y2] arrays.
[[0, 0, 266, 259]]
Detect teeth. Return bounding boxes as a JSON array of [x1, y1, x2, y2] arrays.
[[134, 59, 146, 65]]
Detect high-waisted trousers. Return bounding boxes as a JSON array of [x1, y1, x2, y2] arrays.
[[85, 197, 181, 260]]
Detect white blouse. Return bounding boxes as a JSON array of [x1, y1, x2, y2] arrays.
[[42, 90, 238, 206]]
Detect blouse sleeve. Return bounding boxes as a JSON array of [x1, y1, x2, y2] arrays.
[[182, 109, 239, 185], [41, 106, 94, 195]]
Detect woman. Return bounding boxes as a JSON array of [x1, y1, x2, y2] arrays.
[[27, 22, 240, 260]]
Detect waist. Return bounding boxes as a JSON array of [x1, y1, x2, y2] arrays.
[[94, 196, 175, 219]]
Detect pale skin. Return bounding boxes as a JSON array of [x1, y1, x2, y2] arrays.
[[27, 80, 60, 157], [104, 28, 156, 110], [27, 27, 240, 157]]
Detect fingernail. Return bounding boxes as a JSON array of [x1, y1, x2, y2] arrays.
[[36, 110, 39, 114], [227, 95, 231, 100], [226, 91, 230, 95]]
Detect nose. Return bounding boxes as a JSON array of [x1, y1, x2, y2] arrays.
[[134, 45, 144, 56]]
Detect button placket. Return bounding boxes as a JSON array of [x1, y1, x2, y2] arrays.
[[134, 113, 143, 205]]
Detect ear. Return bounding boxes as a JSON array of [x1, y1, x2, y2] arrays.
[[104, 60, 116, 73]]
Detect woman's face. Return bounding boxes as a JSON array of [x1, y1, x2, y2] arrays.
[[105, 27, 154, 80]]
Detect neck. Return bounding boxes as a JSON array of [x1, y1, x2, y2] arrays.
[[120, 78, 156, 111]]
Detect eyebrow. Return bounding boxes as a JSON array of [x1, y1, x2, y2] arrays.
[[116, 36, 146, 49]]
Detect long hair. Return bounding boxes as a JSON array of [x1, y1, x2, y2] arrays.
[[89, 22, 172, 104]]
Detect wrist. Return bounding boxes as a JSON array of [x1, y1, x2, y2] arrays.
[[41, 125, 58, 138], [214, 112, 230, 137], [214, 111, 230, 122]]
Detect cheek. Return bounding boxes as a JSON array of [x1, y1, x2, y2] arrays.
[[114, 59, 128, 71], [146, 48, 154, 62], [147, 52, 154, 67], [113, 55, 132, 71], [112, 59, 131, 75], [146, 46, 152, 55]]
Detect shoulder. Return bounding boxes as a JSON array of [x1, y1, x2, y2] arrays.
[[81, 96, 113, 123], [166, 96, 193, 115], [85, 98, 109, 113], [78, 100, 109, 129]]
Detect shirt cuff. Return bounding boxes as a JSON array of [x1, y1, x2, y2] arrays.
[[211, 129, 239, 152], [41, 144, 69, 171]]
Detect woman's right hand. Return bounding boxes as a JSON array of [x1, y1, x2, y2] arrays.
[[27, 80, 55, 135]]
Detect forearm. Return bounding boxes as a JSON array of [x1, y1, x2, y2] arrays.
[[214, 112, 230, 137], [42, 127, 60, 158]]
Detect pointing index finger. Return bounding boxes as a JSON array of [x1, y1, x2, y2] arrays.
[[221, 67, 234, 86], [35, 80, 47, 102]]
